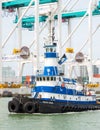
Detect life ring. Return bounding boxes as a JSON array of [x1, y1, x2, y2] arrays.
[[8, 100, 19, 112], [23, 101, 35, 113]]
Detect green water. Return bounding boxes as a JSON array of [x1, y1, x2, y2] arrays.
[[0, 98, 100, 130]]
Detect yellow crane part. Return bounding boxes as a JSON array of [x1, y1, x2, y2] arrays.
[[66, 48, 74, 53], [0, 83, 22, 88], [13, 48, 21, 54], [86, 83, 99, 88]]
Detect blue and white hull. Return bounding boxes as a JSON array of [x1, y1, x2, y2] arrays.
[[30, 80, 99, 113]]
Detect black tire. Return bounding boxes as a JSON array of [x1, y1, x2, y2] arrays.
[[8, 100, 19, 112], [61, 106, 66, 113], [13, 97, 20, 103], [23, 102, 35, 113]]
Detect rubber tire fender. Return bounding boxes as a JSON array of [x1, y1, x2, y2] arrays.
[[23, 101, 35, 113], [61, 106, 66, 113], [8, 100, 19, 112]]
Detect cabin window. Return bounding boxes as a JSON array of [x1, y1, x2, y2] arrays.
[[40, 77, 42, 81], [51, 77, 53, 81], [54, 77, 56, 81], [46, 48, 49, 52], [47, 77, 49, 81], [59, 77, 61, 81], [50, 48, 53, 52], [43, 77, 45, 81], [37, 77, 39, 81]]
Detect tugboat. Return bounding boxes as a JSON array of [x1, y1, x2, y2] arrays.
[[8, 42, 100, 113]]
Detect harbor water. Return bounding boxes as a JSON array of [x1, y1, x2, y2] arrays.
[[0, 98, 100, 130]]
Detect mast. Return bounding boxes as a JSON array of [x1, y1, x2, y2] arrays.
[[48, 11, 54, 45], [35, 0, 39, 74], [88, 0, 97, 82], [0, 1, 2, 83], [58, 0, 62, 58], [17, 7, 22, 80]]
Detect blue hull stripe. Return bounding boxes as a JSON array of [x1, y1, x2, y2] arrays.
[[44, 52, 58, 58], [32, 86, 86, 96]]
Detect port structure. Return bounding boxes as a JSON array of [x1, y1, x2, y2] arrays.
[[13, 6, 100, 29], [1, 0, 100, 84], [2, 0, 58, 8], [2, 0, 100, 29]]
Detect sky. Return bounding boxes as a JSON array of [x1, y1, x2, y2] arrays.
[[1, 0, 100, 76]]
